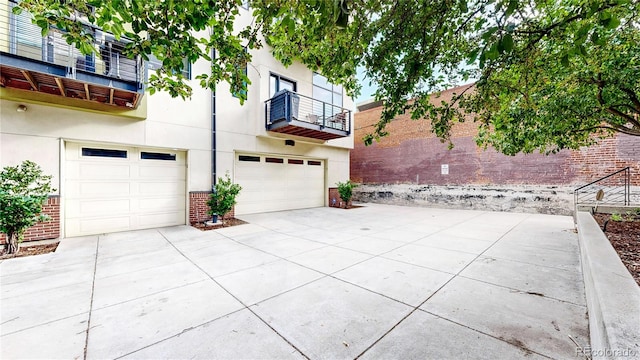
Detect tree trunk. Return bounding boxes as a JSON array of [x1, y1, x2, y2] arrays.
[[6, 233, 19, 255]]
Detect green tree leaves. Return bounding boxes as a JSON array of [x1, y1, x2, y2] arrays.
[[0, 161, 54, 254], [15, 0, 640, 154], [207, 172, 242, 219]]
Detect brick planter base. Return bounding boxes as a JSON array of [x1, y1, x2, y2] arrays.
[[189, 191, 235, 224], [0, 195, 60, 244]]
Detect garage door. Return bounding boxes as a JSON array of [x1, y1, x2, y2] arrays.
[[234, 153, 324, 215], [65, 143, 186, 237]]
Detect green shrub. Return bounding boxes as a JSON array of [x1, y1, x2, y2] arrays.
[[336, 180, 357, 208], [610, 213, 623, 222], [207, 172, 242, 220], [0, 161, 54, 254]]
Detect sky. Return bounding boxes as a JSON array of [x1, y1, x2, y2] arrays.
[[355, 67, 378, 104]]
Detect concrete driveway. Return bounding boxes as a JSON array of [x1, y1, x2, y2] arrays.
[[1, 204, 589, 359]]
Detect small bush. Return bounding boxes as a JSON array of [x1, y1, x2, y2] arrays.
[[207, 172, 242, 219], [611, 213, 623, 222], [0, 161, 54, 254], [336, 180, 357, 208]]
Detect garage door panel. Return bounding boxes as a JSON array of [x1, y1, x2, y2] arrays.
[[138, 211, 184, 227], [139, 197, 185, 211], [65, 199, 132, 217], [66, 162, 131, 180], [76, 182, 131, 197], [137, 182, 186, 196], [66, 216, 131, 236], [65, 182, 130, 197], [235, 153, 325, 215], [78, 164, 131, 180], [139, 165, 186, 180], [65, 143, 186, 237]]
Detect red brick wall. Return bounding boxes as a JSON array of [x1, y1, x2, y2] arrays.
[[329, 188, 341, 207], [189, 191, 211, 224], [189, 191, 235, 224], [328, 187, 353, 208], [0, 196, 60, 244], [352, 85, 640, 186], [569, 135, 640, 186]]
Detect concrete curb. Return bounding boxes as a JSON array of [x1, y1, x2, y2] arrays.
[[576, 211, 640, 359]]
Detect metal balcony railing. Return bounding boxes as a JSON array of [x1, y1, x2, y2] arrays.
[[265, 90, 351, 134], [1, 1, 144, 88], [574, 167, 631, 213]]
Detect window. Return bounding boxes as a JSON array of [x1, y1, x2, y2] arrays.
[[270, 73, 296, 98], [265, 157, 284, 164], [313, 72, 343, 107], [148, 55, 191, 79], [312, 72, 343, 118], [14, 9, 41, 47], [239, 155, 260, 162], [233, 55, 248, 99], [141, 152, 176, 161], [308, 160, 322, 166], [288, 159, 304, 165], [82, 148, 127, 158]]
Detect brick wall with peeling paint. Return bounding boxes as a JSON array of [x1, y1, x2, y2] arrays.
[[351, 85, 640, 214]]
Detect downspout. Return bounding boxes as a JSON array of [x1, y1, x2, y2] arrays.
[[211, 48, 217, 189]]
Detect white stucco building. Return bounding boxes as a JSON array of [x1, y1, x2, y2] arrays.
[[0, 2, 353, 239]]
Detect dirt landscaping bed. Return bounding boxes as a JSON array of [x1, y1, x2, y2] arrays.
[[592, 213, 640, 286], [0, 242, 59, 260], [191, 218, 248, 231]]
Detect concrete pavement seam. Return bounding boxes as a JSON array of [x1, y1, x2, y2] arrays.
[[417, 308, 556, 359], [82, 234, 100, 360], [353, 212, 534, 359], [155, 228, 312, 360]]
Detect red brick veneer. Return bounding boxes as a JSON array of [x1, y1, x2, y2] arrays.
[[189, 191, 235, 224], [352, 85, 640, 186], [0, 195, 60, 244]]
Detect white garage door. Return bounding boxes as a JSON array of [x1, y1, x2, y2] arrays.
[[234, 153, 325, 215], [65, 143, 186, 237]]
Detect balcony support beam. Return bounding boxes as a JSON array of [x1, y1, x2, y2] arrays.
[[20, 70, 38, 91], [54, 78, 66, 97], [109, 88, 114, 105], [84, 83, 90, 100]]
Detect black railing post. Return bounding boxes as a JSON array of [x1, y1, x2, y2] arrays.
[[626, 167, 630, 206], [574, 166, 633, 209]]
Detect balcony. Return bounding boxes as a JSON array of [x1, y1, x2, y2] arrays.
[[265, 90, 351, 141], [0, 1, 144, 110]]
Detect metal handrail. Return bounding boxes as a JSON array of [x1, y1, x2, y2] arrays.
[[574, 167, 631, 213], [2, 1, 144, 87], [264, 89, 351, 133]]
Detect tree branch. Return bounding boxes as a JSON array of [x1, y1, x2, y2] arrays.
[[602, 124, 640, 136], [577, 125, 640, 136], [620, 87, 640, 114], [515, 2, 621, 50], [605, 106, 640, 128], [595, 76, 640, 128]]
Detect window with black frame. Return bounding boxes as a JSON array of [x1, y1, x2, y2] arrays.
[[269, 73, 296, 98], [312, 73, 345, 129]]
